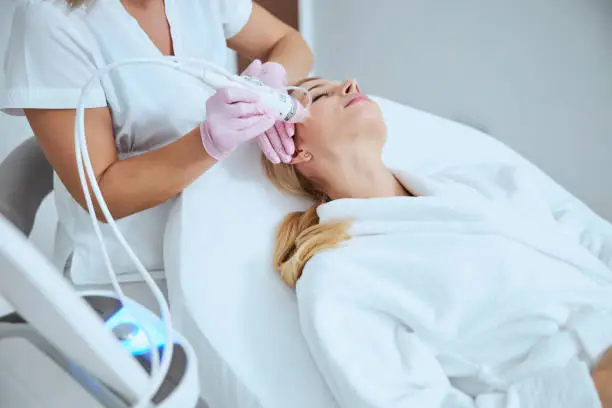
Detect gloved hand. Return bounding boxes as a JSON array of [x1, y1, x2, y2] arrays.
[[200, 87, 276, 161], [241, 59, 296, 164]]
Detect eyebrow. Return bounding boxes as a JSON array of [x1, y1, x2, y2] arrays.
[[290, 76, 326, 100], [307, 82, 325, 92], [294, 76, 321, 87]]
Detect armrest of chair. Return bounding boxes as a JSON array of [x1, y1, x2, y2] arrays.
[[0, 137, 54, 236]]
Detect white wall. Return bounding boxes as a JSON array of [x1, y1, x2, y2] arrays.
[[312, 0, 612, 220]]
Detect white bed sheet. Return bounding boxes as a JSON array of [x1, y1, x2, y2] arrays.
[[163, 96, 611, 408]]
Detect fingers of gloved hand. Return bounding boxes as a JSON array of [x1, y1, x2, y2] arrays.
[[265, 123, 292, 163], [284, 121, 295, 137], [240, 59, 263, 77], [257, 135, 282, 164], [280, 123, 296, 156], [235, 114, 276, 136], [215, 87, 261, 105], [258, 62, 288, 88], [225, 101, 268, 118]]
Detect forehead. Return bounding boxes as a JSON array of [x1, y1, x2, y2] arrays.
[[296, 77, 339, 91]]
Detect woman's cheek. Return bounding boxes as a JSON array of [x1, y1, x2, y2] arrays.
[[296, 120, 325, 145], [299, 103, 331, 136]]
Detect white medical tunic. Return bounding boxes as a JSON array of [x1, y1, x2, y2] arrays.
[[0, 0, 252, 284]]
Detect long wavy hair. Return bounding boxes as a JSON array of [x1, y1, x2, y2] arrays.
[[261, 154, 351, 288]]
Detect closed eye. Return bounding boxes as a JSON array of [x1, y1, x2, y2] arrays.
[[312, 91, 329, 103]]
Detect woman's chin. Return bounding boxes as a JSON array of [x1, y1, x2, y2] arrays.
[[349, 102, 384, 129]]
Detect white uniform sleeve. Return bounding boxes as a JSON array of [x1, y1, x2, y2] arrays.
[[1, 2, 106, 116], [216, 0, 253, 39], [297, 267, 602, 408]]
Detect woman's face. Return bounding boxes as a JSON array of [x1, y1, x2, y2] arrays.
[[291, 78, 386, 164]]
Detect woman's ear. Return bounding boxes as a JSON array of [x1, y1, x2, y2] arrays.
[[290, 149, 313, 164]]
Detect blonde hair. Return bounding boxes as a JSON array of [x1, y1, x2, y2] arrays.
[[66, 0, 90, 8], [262, 155, 351, 288]]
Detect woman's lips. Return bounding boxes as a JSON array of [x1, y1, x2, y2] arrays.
[[345, 94, 370, 108]]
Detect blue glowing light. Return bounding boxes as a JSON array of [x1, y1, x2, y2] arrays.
[[105, 308, 165, 356]]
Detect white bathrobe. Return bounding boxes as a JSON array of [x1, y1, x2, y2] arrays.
[[296, 163, 612, 408]]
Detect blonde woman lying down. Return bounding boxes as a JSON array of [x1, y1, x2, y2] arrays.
[[262, 77, 612, 408]]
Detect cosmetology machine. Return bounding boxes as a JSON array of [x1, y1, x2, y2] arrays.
[[0, 56, 308, 407], [0, 213, 202, 407]]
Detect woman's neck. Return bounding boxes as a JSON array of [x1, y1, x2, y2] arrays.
[[320, 157, 410, 200]]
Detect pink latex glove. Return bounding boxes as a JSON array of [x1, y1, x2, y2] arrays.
[[200, 87, 276, 161], [241, 59, 296, 164]]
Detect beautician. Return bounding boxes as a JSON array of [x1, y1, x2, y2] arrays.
[[0, 0, 313, 286]]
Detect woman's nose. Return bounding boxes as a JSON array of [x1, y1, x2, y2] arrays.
[[341, 79, 361, 95]]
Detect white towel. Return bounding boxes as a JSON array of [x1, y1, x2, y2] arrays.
[[296, 162, 612, 408]]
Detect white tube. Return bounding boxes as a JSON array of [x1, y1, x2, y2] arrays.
[[75, 56, 311, 407], [75, 67, 169, 407]]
